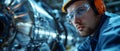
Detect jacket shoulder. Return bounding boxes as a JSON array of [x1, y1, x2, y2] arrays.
[[96, 12, 120, 51], [105, 12, 120, 25]]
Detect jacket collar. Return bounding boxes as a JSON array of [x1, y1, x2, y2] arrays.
[[89, 14, 108, 51]]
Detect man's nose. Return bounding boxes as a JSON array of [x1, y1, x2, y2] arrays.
[[73, 15, 82, 25]]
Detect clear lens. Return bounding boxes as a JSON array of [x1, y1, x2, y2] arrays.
[[66, 13, 74, 21], [66, 3, 90, 21], [75, 4, 90, 17]]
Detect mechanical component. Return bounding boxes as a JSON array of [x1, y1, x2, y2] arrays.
[[0, 3, 16, 47], [0, 0, 33, 48]]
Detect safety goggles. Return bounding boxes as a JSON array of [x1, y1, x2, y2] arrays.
[[66, 3, 90, 21]]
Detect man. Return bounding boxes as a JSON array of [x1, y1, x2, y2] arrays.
[[62, 0, 120, 51]]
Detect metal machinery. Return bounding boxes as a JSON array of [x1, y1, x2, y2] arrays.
[[0, 0, 83, 51], [0, 0, 120, 51], [0, 0, 34, 50], [105, 0, 120, 14]]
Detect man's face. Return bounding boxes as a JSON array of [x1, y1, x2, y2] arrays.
[[67, 1, 100, 37]]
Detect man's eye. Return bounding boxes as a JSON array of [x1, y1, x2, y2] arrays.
[[79, 8, 86, 12], [76, 10, 82, 15], [76, 8, 86, 15]]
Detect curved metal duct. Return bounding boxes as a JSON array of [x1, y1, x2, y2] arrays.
[[0, 0, 34, 47]]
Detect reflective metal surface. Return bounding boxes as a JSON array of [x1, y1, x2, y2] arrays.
[[0, 0, 83, 51], [0, 0, 33, 49]]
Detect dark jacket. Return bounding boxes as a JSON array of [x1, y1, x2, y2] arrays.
[[78, 12, 120, 51]]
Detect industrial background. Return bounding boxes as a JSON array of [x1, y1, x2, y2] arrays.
[[0, 0, 120, 51]]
